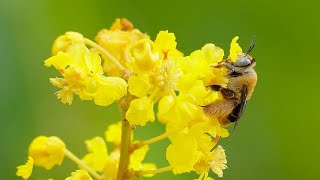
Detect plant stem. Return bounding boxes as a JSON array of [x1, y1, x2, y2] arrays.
[[83, 38, 127, 74], [64, 149, 103, 180], [116, 119, 132, 180], [130, 166, 173, 178], [131, 132, 169, 151]]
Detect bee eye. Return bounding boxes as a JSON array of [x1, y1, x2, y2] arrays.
[[234, 57, 251, 67]]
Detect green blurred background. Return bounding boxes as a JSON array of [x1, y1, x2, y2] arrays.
[[1, 0, 319, 179]]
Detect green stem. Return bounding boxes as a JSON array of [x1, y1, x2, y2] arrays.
[[130, 132, 169, 151], [129, 166, 173, 178], [116, 119, 132, 180], [64, 149, 103, 180], [83, 38, 127, 74]]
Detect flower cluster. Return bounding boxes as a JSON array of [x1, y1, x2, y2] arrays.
[[17, 18, 246, 180]]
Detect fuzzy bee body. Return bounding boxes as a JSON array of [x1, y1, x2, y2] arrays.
[[203, 52, 257, 128]]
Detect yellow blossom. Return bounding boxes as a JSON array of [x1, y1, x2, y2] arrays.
[[188, 121, 216, 154], [154, 30, 177, 54], [166, 134, 201, 174], [105, 122, 134, 146], [149, 60, 182, 98], [158, 95, 200, 132], [129, 145, 156, 173], [16, 156, 34, 179], [182, 43, 224, 79], [126, 97, 154, 126], [82, 137, 108, 171], [28, 136, 65, 170], [52, 32, 84, 55], [204, 115, 229, 138], [228, 36, 242, 62], [194, 145, 227, 178], [65, 170, 93, 180], [128, 74, 150, 97], [96, 20, 148, 76], [105, 122, 122, 146], [110, 18, 134, 31], [129, 146, 156, 173], [210, 145, 227, 177], [91, 75, 128, 106], [178, 77, 219, 106], [45, 43, 127, 106], [129, 39, 162, 73], [103, 149, 120, 180]]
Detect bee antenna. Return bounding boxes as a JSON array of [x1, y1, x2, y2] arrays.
[[245, 35, 256, 55]]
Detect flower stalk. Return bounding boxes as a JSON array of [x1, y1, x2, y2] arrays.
[[64, 149, 103, 180], [129, 166, 173, 178], [83, 38, 127, 75], [130, 132, 169, 151], [116, 119, 132, 180]]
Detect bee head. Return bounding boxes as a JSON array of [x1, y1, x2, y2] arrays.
[[229, 36, 256, 73], [233, 54, 255, 67]]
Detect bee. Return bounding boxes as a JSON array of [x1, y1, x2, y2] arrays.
[[203, 38, 257, 131]]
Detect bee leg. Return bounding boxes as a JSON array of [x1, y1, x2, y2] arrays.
[[228, 85, 248, 134], [209, 85, 222, 91], [220, 88, 235, 99], [209, 85, 236, 100]]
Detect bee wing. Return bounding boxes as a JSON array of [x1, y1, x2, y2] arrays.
[[231, 85, 248, 134]]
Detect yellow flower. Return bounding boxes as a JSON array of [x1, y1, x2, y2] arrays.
[[82, 137, 108, 172], [96, 19, 148, 76], [228, 36, 242, 62], [105, 122, 122, 146], [129, 145, 157, 176], [45, 43, 127, 106], [178, 77, 219, 106], [16, 156, 34, 179], [129, 39, 162, 73], [194, 145, 227, 178], [154, 30, 177, 54], [166, 134, 201, 174], [91, 76, 128, 106], [103, 149, 120, 180], [182, 43, 224, 79], [126, 97, 154, 126], [128, 74, 150, 97], [149, 60, 182, 98], [158, 95, 200, 132], [210, 145, 227, 177], [28, 136, 66, 170], [188, 121, 216, 154], [130, 145, 148, 170], [52, 32, 84, 55], [65, 170, 92, 180], [110, 18, 134, 31]]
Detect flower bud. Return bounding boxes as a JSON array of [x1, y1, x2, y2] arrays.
[[130, 39, 162, 72], [52, 32, 84, 55], [28, 136, 66, 170]]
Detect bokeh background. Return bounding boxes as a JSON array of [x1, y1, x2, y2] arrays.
[[1, 0, 319, 179]]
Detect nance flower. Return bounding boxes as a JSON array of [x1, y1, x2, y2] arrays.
[[16, 156, 34, 179], [166, 133, 202, 174], [81, 137, 108, 172], [65, 170, 93, 180], [194, 145, 227, 180], [228, 36, 242, 62], [51, 31, 84, 55], [96, 18, 148, 77], [80, 122, 156, 179], [28, 136, 66, 170], [45, 43, 127, 106], [125, 31, 183, 126]]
